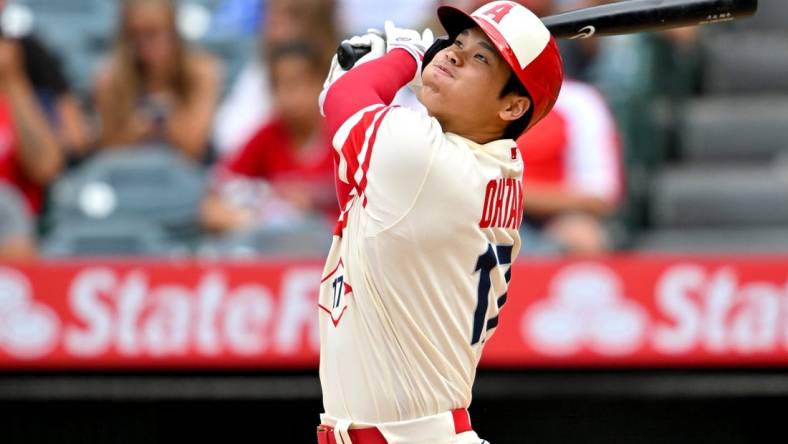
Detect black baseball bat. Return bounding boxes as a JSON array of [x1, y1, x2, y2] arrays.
[[544, 0, 757, 39], [337, 0, 758, 69]]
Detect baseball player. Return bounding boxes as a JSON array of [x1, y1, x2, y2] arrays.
[[316, 1, 563, 443]]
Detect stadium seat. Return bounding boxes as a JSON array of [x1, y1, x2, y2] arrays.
[[0, 183, 31, 238], [728, 0, 788, 32], [650, 164, 788, 228], [199, 222, 332, 258], [633, 227, 788, 253], [42, 219, 174, 257], [48, 147, 206, 248], [701, 32, 788, 95], [10, 0, 116, 94], [680, 96, 788, 162]]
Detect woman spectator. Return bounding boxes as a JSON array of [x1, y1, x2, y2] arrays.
[[202, 42, 335, 234], [93, 0, 222, 162]]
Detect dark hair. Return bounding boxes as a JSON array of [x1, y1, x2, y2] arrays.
[[498, 72, 534, 140], [268, 40, 324, 73]]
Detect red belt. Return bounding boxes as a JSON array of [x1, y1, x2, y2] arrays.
[[316, 409, 472, 444]]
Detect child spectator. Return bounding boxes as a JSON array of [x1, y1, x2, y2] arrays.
[[93, 0, 222, 162], [201, 42, 335, 233], [213, 0, 338, 158]]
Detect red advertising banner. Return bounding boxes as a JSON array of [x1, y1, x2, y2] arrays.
[[0, 256, 787, 369], [485, 256, 788, 368]]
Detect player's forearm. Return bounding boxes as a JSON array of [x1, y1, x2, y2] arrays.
[[166, 108, 213, 161], [324, 49, 417, 137], [3, 75, 63, 185], [199, 192, 252, 233], [523, 182, 616, 218], [55, 95, 91, 154], [166, 58, 222, 161]]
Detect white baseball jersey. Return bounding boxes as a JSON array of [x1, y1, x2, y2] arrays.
[[318, 102, 524, 424]]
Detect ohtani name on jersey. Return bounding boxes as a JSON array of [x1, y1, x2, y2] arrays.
[[479, 178, 523, 230]]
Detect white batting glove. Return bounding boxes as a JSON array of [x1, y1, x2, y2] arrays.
[[319, 31, 386, 116], [383, 21, 434, 88]]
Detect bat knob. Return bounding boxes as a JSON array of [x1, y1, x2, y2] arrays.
[[337, 42, 373, 70]]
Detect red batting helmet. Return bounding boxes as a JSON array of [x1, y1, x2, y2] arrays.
[[434, 0, 564, 132]]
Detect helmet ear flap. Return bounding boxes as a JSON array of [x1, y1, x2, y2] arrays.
[[422, 37, 452, 72]]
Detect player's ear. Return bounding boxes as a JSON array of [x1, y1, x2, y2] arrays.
[[499, 95, 531, 123]]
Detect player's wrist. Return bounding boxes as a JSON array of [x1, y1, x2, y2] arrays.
[[383, 21, 434, 88]]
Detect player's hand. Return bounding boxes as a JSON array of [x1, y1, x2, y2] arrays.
[[324, 31, 386, 85], [347, 31, 387, 67], [383, 21, 434, 88], [319, 31, 386, 115]]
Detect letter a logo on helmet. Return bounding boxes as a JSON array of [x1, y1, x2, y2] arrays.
[[482, 3, 515, 23], [435, 1, 564, 132]]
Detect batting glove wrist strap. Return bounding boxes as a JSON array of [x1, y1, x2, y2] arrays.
[[384, 21, 434, 70]]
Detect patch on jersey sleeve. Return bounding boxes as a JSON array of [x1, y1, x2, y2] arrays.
[[318, 259, 354, 327]]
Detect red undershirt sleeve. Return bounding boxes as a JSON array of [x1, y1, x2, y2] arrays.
[[323, 49, 417, 140]]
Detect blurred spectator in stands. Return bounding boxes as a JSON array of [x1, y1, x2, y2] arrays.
[[93, 0, 222, 162], [518, 80, 623, 255], [0, 32, 63, 260], [422, 0, 481, 32], [555, 0, 701, 232], [0, 0, 89, 160], [213, 0, 337, 158], [210, 0, 264, 38], [338, 0, 435, 36], [201, 41, 335, 234]]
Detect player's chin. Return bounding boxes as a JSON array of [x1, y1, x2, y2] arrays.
[[417, 85, 442, 115], [420, 72, 445, 97]]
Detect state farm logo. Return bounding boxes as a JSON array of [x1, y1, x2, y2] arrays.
[[0, 266, 322, 362], [522, 263, 648, 356], [0, 268, 60, 359], [63, 268, 321, 357]]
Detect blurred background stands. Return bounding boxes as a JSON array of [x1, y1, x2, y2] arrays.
[[42, 147, 204, 257], [6, 0, 255, 95], [633, 0, 788, 252]]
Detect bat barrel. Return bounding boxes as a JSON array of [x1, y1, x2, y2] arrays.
[[542, 0, 758, 39]]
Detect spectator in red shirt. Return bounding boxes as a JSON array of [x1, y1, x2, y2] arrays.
[[0, 37, 63, 260], [201, 41, 335, 233], [518, 79, 624, 255]]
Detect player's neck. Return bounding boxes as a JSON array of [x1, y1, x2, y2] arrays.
[[444, 123, 505, 145]]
